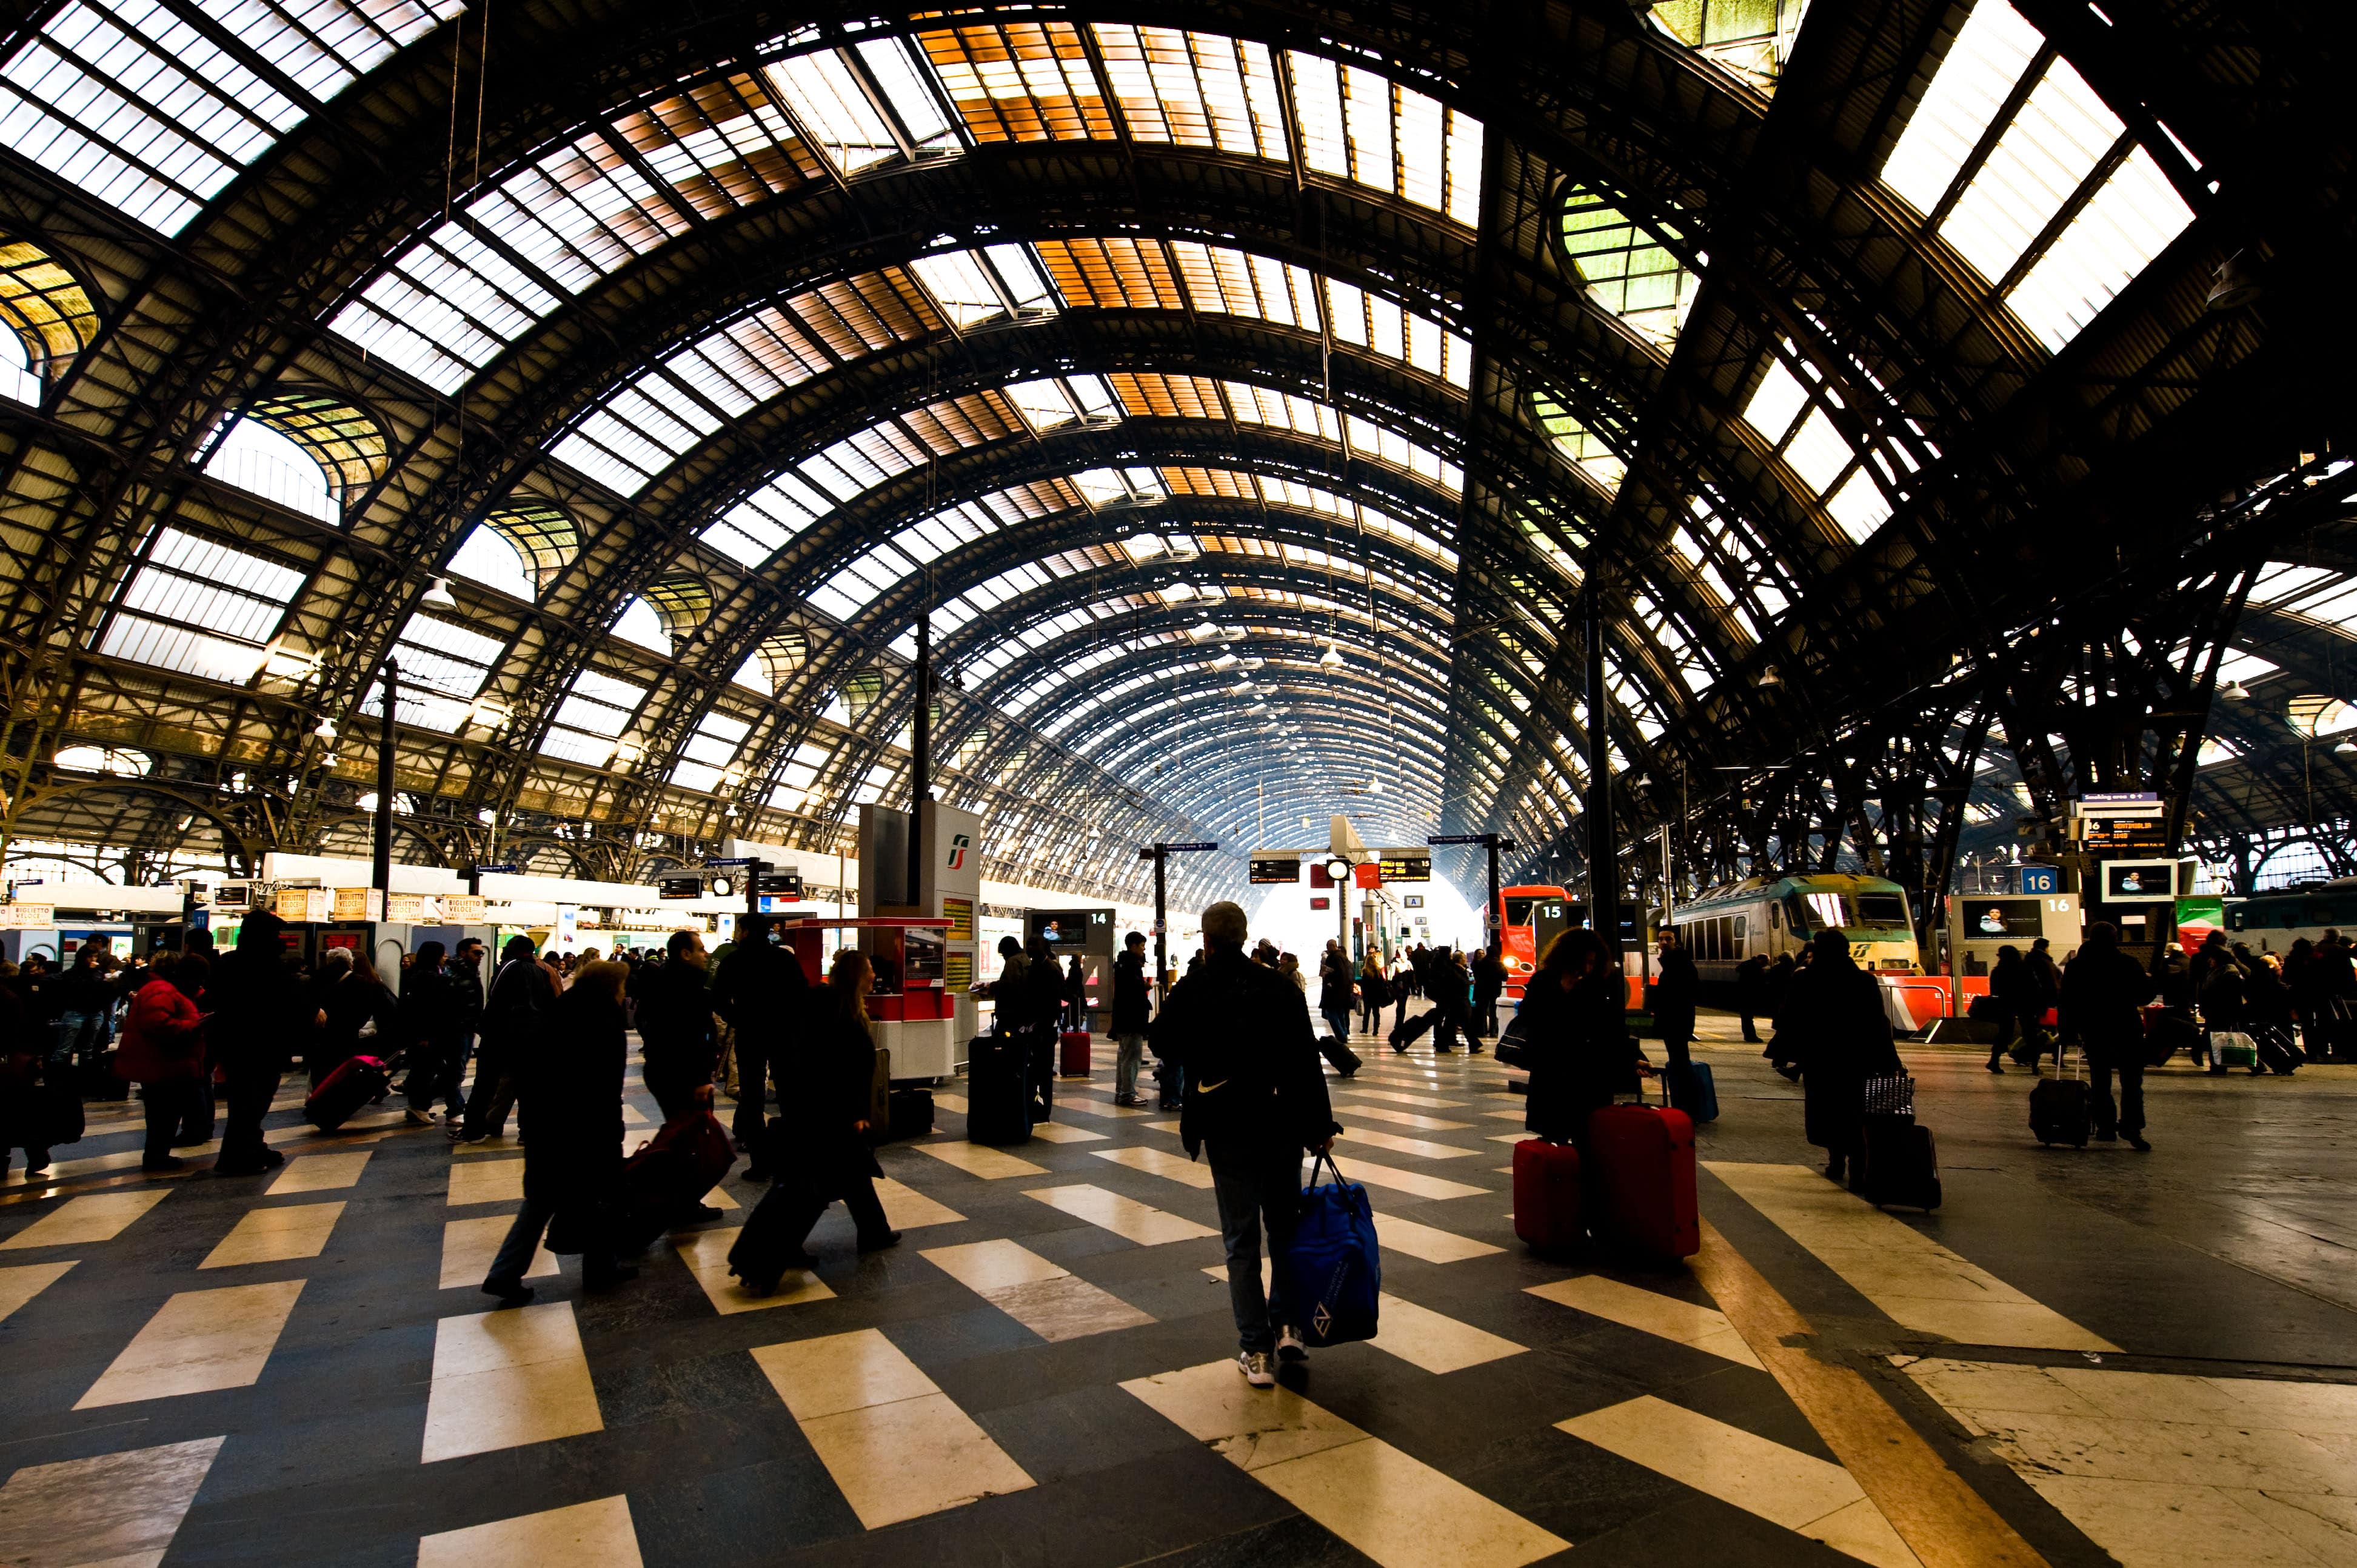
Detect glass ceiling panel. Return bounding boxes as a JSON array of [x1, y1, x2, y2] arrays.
[[550, 267, 1029, 495], [1878, 0, 2194, 352], [1, 0, 461, 235], [1533, 390, 1626, 494], [96, 525, 304, 686], [1557, 185, 1698, 351], [1106, 373, 1462, 495], [1646, 0, 1810, 95], [1033, 237, 1472, 388]]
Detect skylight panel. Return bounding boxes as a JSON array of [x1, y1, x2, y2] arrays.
[[671, 707, 755, 792], [1879, 1, 2195, 351], [204, 417, 339, 521], [854, 36, 954, 146], [542, 669, 646, 767], [98, 526, 302, 684], [1007, 374, 1117, 431], [1647, 0, 1811, 93], [1939, 62, 2119, 285], [1741, 358, 1810, 443], [1533, 392, 1625, 494], [1781, 408, 1853, 492], [1283, 53, 1482, 225], [611, 598, 672, 654], [550, 378, 721, 495], [2006, 147, 2192, 349], [376, 610, 501, 730], [1824, 469, 1893, 543], [920, 21, 1111, 142], [449, 524, 535, 597], [914, 249, 1012, 328], [1882, 0, 2042, 214], [1092, 26, 1287, 158], [1559, 185, 1698, 350], [767, 48, 904, 173], [0, 0, 459, 235], [701, 472, 833, 566]]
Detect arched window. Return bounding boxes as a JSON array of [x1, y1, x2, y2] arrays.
[[447, 524, 537, 598], [0, 235, 101, 404], [200, 392, 387, 524], [611, 598, 671, 653]]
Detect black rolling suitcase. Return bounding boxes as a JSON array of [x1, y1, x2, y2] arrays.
[[2254, 1024, 2304, 1075], [1389, 1012, 1437, 1052], [1854, 1114, 1942, 1210], [967, 1035, 1032, 1144], [728, 1182, 817, 1296], [1319, 1036, 1362, 1078], [2029, 1052, 2091, 1147], [886, 1088, 934, 1140]]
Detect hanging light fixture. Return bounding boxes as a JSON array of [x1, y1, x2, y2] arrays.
[[2221, 681, 2251, 701], [313, 716, 338, 741], [1319, 642, 1345, 667], [423, 576, 458, 609], [1759, 666, 1783, 688]]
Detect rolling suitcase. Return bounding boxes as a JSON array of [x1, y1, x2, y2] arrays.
[[966, 1035, 1032, 1144], [1512, 1138, 1583, 1250], [2255, 1024, 2304, 1075], [1059, 1030, 1092, 1077], [886, 1088, 934, 1140], [79, 1050, 130, 1102], [1583, 1104, 1699, 1259], [728, 1182, 817, 1296], [2028, 1052, 2091, 1147], [617, 1110, 736, 1248], [1665, 1060, 1718, 1123], [304, 1054, 389, 1130], [1854, 1115, 1942, 1210], [1389, 1012, 1437, 1052], [1319, 1036, 1362, 1078], [2145, 1005, 2199, 1067]]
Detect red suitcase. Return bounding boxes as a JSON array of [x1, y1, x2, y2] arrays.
[[617, 1110, 737, 1248], [1059, 1030, 1092, 1076], [1584, 1104, 1699, 1260], [1512, 1139, 1583, 1250], [304, 1055, 389, 1130]]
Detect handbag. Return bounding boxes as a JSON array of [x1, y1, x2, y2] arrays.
[[1278, 1152, 1381, 1347], [1862, 1073, 1915, 1119], [1494, 1013, 1531, 1069]]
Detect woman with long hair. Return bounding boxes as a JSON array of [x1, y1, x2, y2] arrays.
[[1520, 929, 1650, 1149], [1357, 949, 1388, 1034], [731, 949, 900, 1289]]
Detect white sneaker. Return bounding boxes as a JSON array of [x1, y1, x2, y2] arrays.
[[1236, 1350, 1275, 1388], [1276, 1326, 1308, 1362]]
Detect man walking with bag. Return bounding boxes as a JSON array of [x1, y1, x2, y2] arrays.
[[1151, 901, 1339, 1389]]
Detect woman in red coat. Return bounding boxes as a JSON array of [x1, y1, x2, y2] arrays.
[[116, 953, 210, 1171]]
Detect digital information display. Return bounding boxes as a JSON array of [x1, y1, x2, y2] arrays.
[[1377, 855, 1432, 882], [1249, 858, 1301, 884], [658, 875, 703, 901], [2101, 859, 2179, 902], [1959, 898, 2045, 939], [2079, 815, 2167, 850]]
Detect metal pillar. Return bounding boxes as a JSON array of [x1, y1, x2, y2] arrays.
[[909, 610, 931, 909], [1151, 843, 1168, 1004], [1582, 571, 1618, 953], [372, 654, 398, 898], [1486, 835, 1501, 952]]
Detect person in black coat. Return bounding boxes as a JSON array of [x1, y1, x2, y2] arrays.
[[460, 937, 556, 1141], [482, 960, 636, 1303], [1780, 929, 1901, 1181], [1356, 951, 1388, 1035], [399, 941, 467, 1125], [1735, 952, 1768, 1044], [313, 950, 395, 1088], [2061, 921, 2156, 1149], [1470, 948, 1507, 1040], [1111, 932, 1152, 1107], [750, 949, 900, 1269], [709, 915, 811, 1178], [635, 930, 718, 1121], [1422, 947, 1470, 1053], [1150, 901, 1338, 1387], [1063, 954, 1088, 1033], [206, 912, 311, 1174], [1522, 929, 1651, 1150], [1653, 932, 1699, 1073]]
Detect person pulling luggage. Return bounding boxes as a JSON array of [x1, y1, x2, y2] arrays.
[[728, 950, 900, 1288], [1779, 930, 1901, 1183], [2060, 922, 2155, 1150], [1150, 901, 1339, 1389]]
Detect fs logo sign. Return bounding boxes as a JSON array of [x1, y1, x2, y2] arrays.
[[945, 832, 972, 871]]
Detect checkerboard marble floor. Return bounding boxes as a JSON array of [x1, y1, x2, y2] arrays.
[[4, 1013, 2354, 1567]]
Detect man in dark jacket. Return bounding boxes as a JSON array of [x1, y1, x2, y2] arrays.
[[636, 929, 718, 1121], [2061, 921, 2156, 1150], [1150, 901, 1339, 1389], [1111, 931, 1152, 1107], [709, 913, 809, 1177], [207, 912, 308, 1175], [400, 941, 467, 1126], [1425, 946, 1470, 1053], [1470, 947, 1506, 1041], [460, 936, 556, 1143], [1736, 952, 1769, 1043]]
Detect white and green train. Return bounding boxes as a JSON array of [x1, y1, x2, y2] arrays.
[[1667, 873, 1921, 986]]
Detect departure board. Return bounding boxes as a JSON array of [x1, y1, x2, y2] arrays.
[[1249, 858, 1302, 884], [1377, 854, 1433, 882]]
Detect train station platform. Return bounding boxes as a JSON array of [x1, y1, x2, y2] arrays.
[[2, 1011, 2351, 1567]]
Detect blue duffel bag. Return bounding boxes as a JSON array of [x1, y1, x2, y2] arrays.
[[1280, 1152, 1382, 1347]]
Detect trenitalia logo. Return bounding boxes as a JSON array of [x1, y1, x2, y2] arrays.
[[946, 832, 971, 870]]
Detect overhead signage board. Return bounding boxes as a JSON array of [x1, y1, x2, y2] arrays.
[[443, 894, 487, 923], [1249, 858, 1301, 885], [2099, 859, 2178, 902], [0, 903, 55, 929], [1403, 895, 1425, 909], [755, 869, 803, 899], [470, 862, 519, 875], [276, 887, 330, 922], [332, 887, 382, 922], [2079, 815, 2167, 850], [658, 875, 704, 901], [1377, 854, 1431, 882]]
